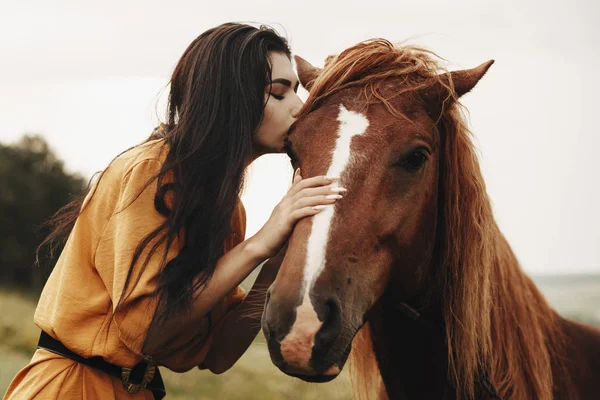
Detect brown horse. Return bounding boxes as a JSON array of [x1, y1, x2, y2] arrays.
[[261, 40, 600, 399]]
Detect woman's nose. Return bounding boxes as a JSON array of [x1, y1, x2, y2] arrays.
[[291, 93, 304, 118]]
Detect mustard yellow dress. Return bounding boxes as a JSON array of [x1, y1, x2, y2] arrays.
[[4, 139, 246, 399]]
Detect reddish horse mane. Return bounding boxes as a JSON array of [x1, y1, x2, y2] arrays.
[[303, 40, 568, 400]]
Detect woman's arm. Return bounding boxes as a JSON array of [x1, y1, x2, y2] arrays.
[[143, 173, 341, 358], [143, 236, 268, 355], [199, 248, 285, 373]]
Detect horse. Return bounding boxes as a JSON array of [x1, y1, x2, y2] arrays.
[[260, 40, 600, 399]]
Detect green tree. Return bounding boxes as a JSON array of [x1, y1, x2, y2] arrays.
[[0, 135, 86, 292]]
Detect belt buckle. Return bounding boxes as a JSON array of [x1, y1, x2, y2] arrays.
[[121, 355, 156, 394]]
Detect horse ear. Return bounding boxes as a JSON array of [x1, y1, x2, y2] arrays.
[[424, 60, 494, 117], [445, 60, 494, 98], [294, 55, 322, 92]]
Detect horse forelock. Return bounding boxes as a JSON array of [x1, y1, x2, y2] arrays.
[[299, 39, 449, 120]]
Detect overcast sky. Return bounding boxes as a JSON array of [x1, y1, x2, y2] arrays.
[[1, 0, 598, 275]]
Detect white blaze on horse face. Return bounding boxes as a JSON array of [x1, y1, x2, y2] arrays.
[[303, 104, 369, 292], [279, 104, 369, 370]]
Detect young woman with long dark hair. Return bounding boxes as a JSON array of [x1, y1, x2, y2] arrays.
[[4, 23, 343, 399]]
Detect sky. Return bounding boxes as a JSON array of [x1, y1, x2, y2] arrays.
[[1, 0, 598, 275]]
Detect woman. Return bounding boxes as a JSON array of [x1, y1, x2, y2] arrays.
[[4, 23, 344, 399]]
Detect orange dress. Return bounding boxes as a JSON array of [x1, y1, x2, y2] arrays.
[[4, 139, 246, 399]]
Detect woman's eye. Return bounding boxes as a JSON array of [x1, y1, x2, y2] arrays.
[[270, 93, 285, 100], [399, 151, 427, 172]]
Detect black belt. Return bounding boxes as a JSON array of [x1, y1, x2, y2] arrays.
[[37, 331, 166, 399]]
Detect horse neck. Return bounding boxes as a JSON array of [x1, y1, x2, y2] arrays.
[[366, 232, 571, 400], [368, 291, 456, 400]]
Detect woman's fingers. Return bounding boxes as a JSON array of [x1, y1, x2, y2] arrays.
[[290, 174, 338, 195], [293, 185, 347, 202], [287, 171, 347, 215], [254, 172, 346, 258], [294, 194, 342, 209], [290, 205, 329, 220], [293, 168, 302, 184]]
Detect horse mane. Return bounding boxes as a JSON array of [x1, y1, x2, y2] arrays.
[[437, 108, 568, 400], [299, 39, 449, 119], [308, 40, 568, 400]]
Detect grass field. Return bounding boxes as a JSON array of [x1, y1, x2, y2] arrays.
[[1, 274, 599, 399]]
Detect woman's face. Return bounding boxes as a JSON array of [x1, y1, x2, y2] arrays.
[[253, 52, 304, 156]]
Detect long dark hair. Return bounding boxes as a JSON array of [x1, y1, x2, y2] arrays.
[[38, 22, 291, 321]]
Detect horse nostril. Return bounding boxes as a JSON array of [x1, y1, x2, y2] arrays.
[[314, 297, 342, 350]]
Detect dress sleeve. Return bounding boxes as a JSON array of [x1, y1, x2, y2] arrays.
[[94, 159, 179, 356], [156, 202, 248, 372]]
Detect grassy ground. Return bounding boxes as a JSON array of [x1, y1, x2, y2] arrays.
[[2, 275, 599, 399]]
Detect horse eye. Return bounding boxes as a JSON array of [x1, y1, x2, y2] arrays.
[[399, 151, 427, 172]]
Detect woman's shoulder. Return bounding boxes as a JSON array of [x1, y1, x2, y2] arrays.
[[115, 138, 169, 176], [98, 138, 169, 187], [82, 139, 169, 210]]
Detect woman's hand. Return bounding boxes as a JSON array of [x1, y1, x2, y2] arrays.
[[250, 169, 346, 259]]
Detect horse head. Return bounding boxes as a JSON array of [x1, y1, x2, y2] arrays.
[[262, 39, 493, 383]]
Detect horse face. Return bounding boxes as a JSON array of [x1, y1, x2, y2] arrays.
[[262, 90, 441, 380], [262, 54, 493, 382]]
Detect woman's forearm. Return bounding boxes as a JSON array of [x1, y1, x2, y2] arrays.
[[200, 260, 279, 373], [143, 237, 268, 354]]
